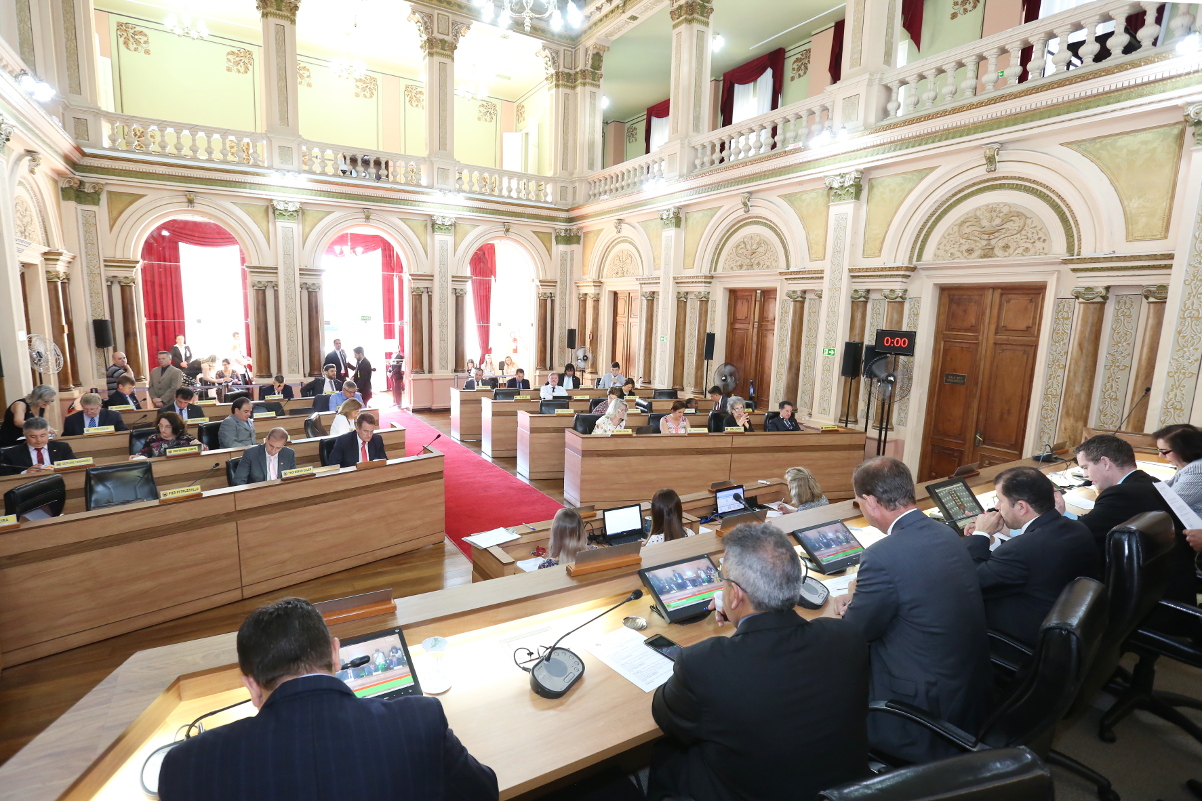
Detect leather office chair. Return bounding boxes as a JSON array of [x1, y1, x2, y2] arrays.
[[225, 457, 241, 486], [646, 413, 667, 432], [486, 377, 499, 389], [319, 437, 338, 466], [589, 397, 607, 412], [652, 389, 678, 400], [84, 462, 159, 511], [196, 421, 222, 451], [254, 400, 285, 416], [304, 412, 327, 438], [868, 578, 1111, 798], [539, 399, 570, 415], [493, 388, 520, 400], [635, 397, 652, 414], [763, 411, 781, 429], [707, 410, 727, 433], [128, 427, 155, 456], [573, 414, 601, 435], [224, 391, 250, 406], [4, 473, 66, 518], [819, 747, 1052, 801]]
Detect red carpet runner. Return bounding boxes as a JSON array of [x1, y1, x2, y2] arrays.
[[376, 408, 564, 558]]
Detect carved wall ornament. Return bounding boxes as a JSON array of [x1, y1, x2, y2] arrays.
[[740, 193, 752, 214], [626, 125, 638, 144], [0, 115, 14, 147], [825, 170, 863, 203], [354, 75, 378, 99], [408, 10, 470, 57], [405, 85, 424, 108], [1143, 284, 1169, 302], [790, 50, 810, 81], [226, 48, 254, 74], [300, 281, 321, 292], [116, 22, 151, 55], [931, 203, 1051, 261], [14, 197, 39, 244], [670, 0, 714, 26], [536, 44, 560, 75], [950, 0, 980, 19], [501, 223, 511, 236], [271, 199, 301, 221], [983, 142, 1002, 172], [661, 207, 682, 229], [516, 103, 525, 126], [478, 100, 498, 122], [432, 215, 456, 235], [1072, 286, 1110, 303], [605, 250, 640, 278], [722, 233, 779, 272], [297, 64, 312, 87], [1186, 103, 1202, 147], [614, 218, 624, 234], [882, 288, 908, 302], [27, 153, 41, 174], [256, 0, 301, 23], [185, 191, 196, 208]]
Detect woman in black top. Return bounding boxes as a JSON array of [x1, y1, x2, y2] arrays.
[[560, 363, 580, 390], [766, 400, 801, 431], [722, 395, 755, 432], [1, 384, 56, 446], [134, 412, 206, 458]]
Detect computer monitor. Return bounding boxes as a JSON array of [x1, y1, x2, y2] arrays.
[[639, 554, 723, 624], [790, 520, 864, 574], [714, 484, 746, 518], [335, 628, 422, 700], [926, 477, 986, 534], [602, 504, 644, 544]]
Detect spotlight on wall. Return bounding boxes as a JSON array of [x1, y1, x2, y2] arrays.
[[711, 33, 725, 52], [600, 96, 610, 109], [16, 72, 55, 103]]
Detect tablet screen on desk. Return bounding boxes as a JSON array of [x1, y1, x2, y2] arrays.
[[926, 477, 985, 533], [790, 520, 864, 574], [714, 485, 745, 517], [639, 555, 722, 623], [336, 628, 422, 700]]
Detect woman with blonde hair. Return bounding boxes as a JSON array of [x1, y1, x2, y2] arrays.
[[592, 387, 628, 435], [773, 466, 830, 513], [1, 384, 57, 446], [538, 508, 593, 568], [328, 397, 363, 438]]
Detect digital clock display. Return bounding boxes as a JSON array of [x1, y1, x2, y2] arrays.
[[874, 330, 916, 356]]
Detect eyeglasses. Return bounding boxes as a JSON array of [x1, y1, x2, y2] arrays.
[[1158, 448, 1173, 457]]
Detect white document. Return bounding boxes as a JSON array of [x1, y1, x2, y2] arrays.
[[1064, 490, 1096, 511], [851, 525, 887, 548], [516, 557, 544, 572], [1138, 460, 1178, 482], [698, 525, 715, 536], [462, 527, 520, 548], [1155, 482, 1202, 529], [821, 573, 857, 597], [580, 625, 675, 693]]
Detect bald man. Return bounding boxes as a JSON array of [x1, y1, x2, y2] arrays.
[[106, 352, 134, 393], [232, 428, 296, 485]]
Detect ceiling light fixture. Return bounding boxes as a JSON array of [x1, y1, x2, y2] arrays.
[[331, 18, 367, 80], [1177, 32, 1202, 56], [16, 72, 55, 103], [164, 1, 208, 39], [473, 0, 583, 33], [711, 33, 725, 52], [600, 96, 610, 109]]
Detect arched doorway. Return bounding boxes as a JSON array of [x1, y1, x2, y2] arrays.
[[319, 227, 405, 379], [464, 240, 537, 375], [140, 218, 250, 369]]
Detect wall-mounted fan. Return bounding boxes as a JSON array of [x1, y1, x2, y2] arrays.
[[27, 334, 63, 379], [574, 346, 592, 374], [863, 354, 913, 456]]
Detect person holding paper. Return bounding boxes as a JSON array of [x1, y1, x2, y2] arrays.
[[233, 428, 296, 485], [63, 393, 128, 436], [539, 372, 569, 400], [772, 466, 830, 514], [1154, 424, 1202, 520], [0, 417, 76, 475], [135, 413, 206, 458], [649, 523, 870, 801]]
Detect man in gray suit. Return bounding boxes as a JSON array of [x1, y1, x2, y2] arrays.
[[148, 351, 183, 408], [219, 397, 258, 449], [834, 456, 990, 764], [233, 428, 296, 485]]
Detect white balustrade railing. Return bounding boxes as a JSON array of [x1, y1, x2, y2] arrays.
[[297, 141, 427, 186], [100, 113, 267, 165], [585, 151, 668, 201], [691, 98, 834, 173], [455, 166, 554, 202], [881, 0, 1198, 119]]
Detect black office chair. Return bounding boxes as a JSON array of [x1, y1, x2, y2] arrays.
[[196, 421, 222, 451], [635, 397, 652, 414], [819, 747, 1052, 801], [539, 399, 570, 415], [573, 414, 601, 435], [225, 457, 241, 486], [224, 391, 250, 405], [84, 462, 159, 511], [319, 437, 338, 466], [707, 410, 727, 432], [646, 413, 667, 433], [493, 388, 520, 400], [4, 473, 67, 518], [485, 377, 499, 389], [254, 401, 285, 417], [304, 412, 327, 438], [763, 411, 781, 429], [589, 397, 607, 412], [868, 578, 1110, 797], [128, 427, 155, 455], [652, 389, 678, 400]]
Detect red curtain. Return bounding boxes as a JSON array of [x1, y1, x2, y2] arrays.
[[644, 99, 671, 154], [829, 20, 846, 85], [469, 244, 496, 363], [719, 48, 786, 128], [323, 233, 406, 360], [140, 219, 246, 363], [902, 0, 925, 50]]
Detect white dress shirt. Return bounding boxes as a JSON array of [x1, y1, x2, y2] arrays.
[[540, 384, 569, 400], [323, 377, 338, 393], [266, 450, 279, 480], [84, 414, 100, 429], [27, 445, 50, 466]]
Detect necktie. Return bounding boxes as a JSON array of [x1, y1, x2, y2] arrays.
[[36, 448, 45, 465], [360, 441, 368, 463], [178, 406, 186, 419], [268, 455, 277, 480], [87, 416, 95, 429]]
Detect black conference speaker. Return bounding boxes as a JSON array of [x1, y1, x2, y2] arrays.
[[861, 344, 879, 378], [92, 319, 114, 349], [566, 328, 577, 350], [840, 341, 863, 378], [703, 332, 716, 361]]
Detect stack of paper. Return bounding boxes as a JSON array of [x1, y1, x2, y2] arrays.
[[580, 626, 675, 692], [851, 525, 887, 548], [516, 557, 545, 572], [462, 527, 521, 548], [821, 574, 857, 597]]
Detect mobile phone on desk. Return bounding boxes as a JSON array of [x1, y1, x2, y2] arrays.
[[644, 634, 682, 661]]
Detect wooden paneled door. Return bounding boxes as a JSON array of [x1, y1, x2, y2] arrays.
[[724, 288, 777, 408], [918, 285, 1045, 481], [610, 291, 639, 378]]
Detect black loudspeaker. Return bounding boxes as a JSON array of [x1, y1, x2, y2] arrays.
[[566, 328, 577, 350], [840, 341, 863, 378], [861, 344, 879, 378], [703, 332, 716, 361], [92, 319, 114, 349]]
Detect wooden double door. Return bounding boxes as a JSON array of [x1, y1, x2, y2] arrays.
[[725, 288, 777, 408], [610, 291, 640, 379], [918, 285, 1045, 481]]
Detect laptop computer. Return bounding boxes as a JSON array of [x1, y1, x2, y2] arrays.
[[602, 503, 646, 545], [714, 485, 748, 518]]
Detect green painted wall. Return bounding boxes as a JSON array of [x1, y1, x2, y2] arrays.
[[297, 57, 382, 151], [781, 39, 812, 107], [454, 95, 500, 169], [624, 114, 646, 162], [516, 82, 551, 177], [918, 0, 985, 58]]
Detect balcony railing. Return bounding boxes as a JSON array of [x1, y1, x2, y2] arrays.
[[586, 151, 668, 201], [101, 113, 268, 166], [456, 166, 554, 202], [298, 140, 428, 186], [690, 97, 834, 173]]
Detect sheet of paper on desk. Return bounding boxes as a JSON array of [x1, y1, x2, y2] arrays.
[[821, 574, 856, 597], [516, 557, 544, 572], [1064, 491, 1096, 511], [463, 527, 521, 548], [580, 626, 675, 693], [1155, 482, 1202, 529], [698, 525, 715, 535], [851, 526, 887, 548], [1048, 471, 1079, 488], [1138, 460, 1177, 482]]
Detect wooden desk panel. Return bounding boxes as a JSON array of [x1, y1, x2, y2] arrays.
[[56, 430, 131, 463], [483, 398, 592, 459], [111, 397, 311, 428], [728, 430, 863, 501], [450, 388, 486, 441]]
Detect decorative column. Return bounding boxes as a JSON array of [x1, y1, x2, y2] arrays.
[[257, 0, 302, 167], [59, 176, 108, 382], [847, 288, 869, 423], [536, 288, 555, 371], [884, 288, 907, 329], [667, 0, 714, 148], [691, 292, 710, 392], [538, 44, 578, 179], [43, 250, 83, 388], [812, 170, 864, 424], [672, 291, 688, 390], [118, 278, 144, 378], [410, 287, 427, 374], [105, 257, 145, 379], [783, 289, 807, 406], [553, 228, 581, 369], [454, 283, 470, 372], [44, 267, 75, 391], [409, 8, 470, 181], [51, 0, 105, 146], [300, 278, 322, 375], [588, 292, 602, 371], [1057, 286, 1109, 446], [639, 286, 658, 385], [1129, 285, 1167, 432], [269, 199, 304, 378], [657, 208, 684, 389], [836, 0, 900, 129], [248, 275, 278, 378], [431, 215, 455, 373], [575, 42, 609, 175], [0, 124, 33, 402]]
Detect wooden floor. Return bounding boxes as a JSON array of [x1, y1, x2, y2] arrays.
[[0, 408, 567, 768]]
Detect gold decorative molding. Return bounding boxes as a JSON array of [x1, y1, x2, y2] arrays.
[[825, 170, 863, 203], [1072, 286, 1110, 303], [933, 202, 1051, 261], [256, 0, 300, 23], [116, 22, 150, 54], [226, 49, 254, 74], [790, 50, 810, 81], [670, 0, 713, 27], [354, 75, 378, 99], [1142, 284, 1169, 302], [297, 64, 312, 87]]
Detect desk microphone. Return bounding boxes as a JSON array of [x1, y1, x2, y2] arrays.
[[732, 493, 765, 523], [1112, 387, 1152, 435], [524, 590, 644, 699], [422, 433, 442, 454], [187, 462, 222, 490], [340, 655, 371, 671], [129, 413, 151, 429]]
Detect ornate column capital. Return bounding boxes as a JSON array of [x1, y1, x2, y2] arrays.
[[300, 281, 321, 292], [45, 270, 71, 283], [670, 0, 714, 27], [537, 290, 555, 300], [676, 291, 689, 301], [256, 0, 300, 23], [1142, 284, 1169, 303], [786, 289, 806, 301], [824, 170, 863, 203], [250, 279, 278, 290], [409, 10, 471, 58], [115, 275, 138, 286], [812, 290, 823, 300], [272, 199, 301, 221], [694, 291, 710, 302], [432, 215, 456, 234], [454, 287, 469, 297], [554, 227, 582, 245], [882, 288, 908, 302], [850, 288, 871, 301], [60, 176, 104, 205], [641, 290, 657, 301], [660, 207, 683, 229], [1072, 286, 1110, 303], [577, 42, 608, 86], [1185, 102, 1202, 147], [0, 114, 13, 147]]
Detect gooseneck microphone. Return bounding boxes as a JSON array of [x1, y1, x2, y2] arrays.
[[522, 590, 644, 699], [1113, 387, 1152, 435], [187, 462, 222, 490], [422, 433, 442, 454], [732, 493, 765, 523]]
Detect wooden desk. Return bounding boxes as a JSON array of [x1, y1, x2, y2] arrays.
[[0, 427, 407, 514], [54, 430, 131, 463], [450, 388, 488, 441], [0, 451, 442, 668], [564, 429, 865, 507], [482, 398, 593, 458]]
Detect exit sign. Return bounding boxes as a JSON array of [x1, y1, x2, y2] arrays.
[[660, 336, 666, 342], [822, 347, 836, 357]]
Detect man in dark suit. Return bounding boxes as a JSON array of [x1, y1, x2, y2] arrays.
[[105, 375, 142, 409], [157, 597, 497, 801], [351, 347, 373, 405], [258, 374, 295, 400], [708, 385, 728, 414], [232, 428, 296, 485], [766, 400, 801, 432], [964, 466, 1101, 647], [303, 364, 343, 398], [326, 412, 387, 467], [835, 456, 990, 764], [162, 387, 204, 422], [505, 369, 531, 390], [463, 368, 486, 390], [170, 334, 193, 370], [324, 338, 349, 381], [62, 393, 129, 436], [0, 417, 76, 474], [650, 523, 869, 801]]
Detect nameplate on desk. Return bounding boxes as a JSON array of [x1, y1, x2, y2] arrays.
[[159, 486, 202, 503], [688, 428, 707, 434], [197, 400, 218, 406], [108, 404, 134, 411], [185, 417, 209, 424], [355, 459, 387, 470], [313, 465, 342, 476], [324, 391, 337, 395], [684, 409, 697, 414], [55, 457, 94, 470], [166, 445, 200, 457], [724, 427, 745, 433], [610, 429, 633, 435], [281, 466, 315, 480], [554, 408, 575, 415], [264, 394, 284, 400], [573, 395, 589, 400], [82, 425, 115, 435], [515, 395, 531, 400], [0, 514, 18, 531], [254, 411, 277, 418], [820, 425, 839, 431]]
